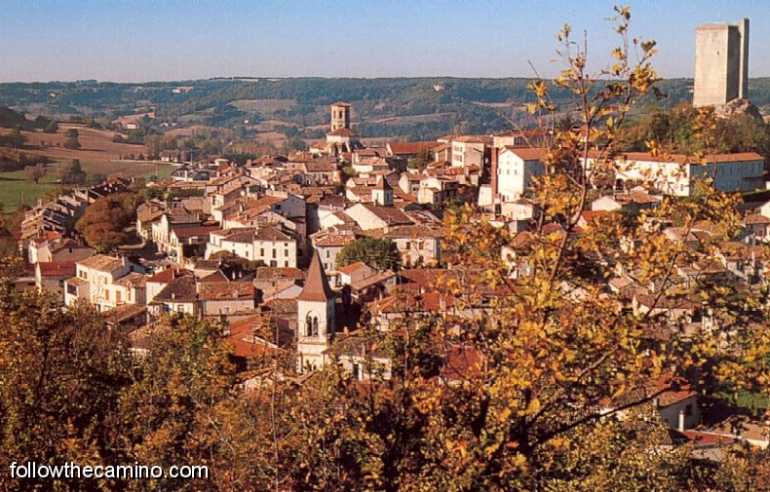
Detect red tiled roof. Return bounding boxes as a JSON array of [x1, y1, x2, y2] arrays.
[[37, 261, 75, 278], [198, 281, 255, 301], [387, 141, 438, 155], [591, 150, 764, 165], [337, 261, 368, 275], [147, 267, 191, 283], [745, 214, 770, 225], [503, 146, 548, 161]]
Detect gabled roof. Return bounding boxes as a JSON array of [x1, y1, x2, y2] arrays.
[[297, 251, 334, 302], [171, 224, 221, 241], [154, 276, 197, 303], [387, 141, 439, 155], [337, 261, 369, 276], [147, 267, 191, 284], [502, 146, 548, 161], [254, 225, 293, 242], [198, 281, 255, 301], [37, 261, 76, 278], [358, 204, 413, 226], [115, 272, 147, 288], [78, 254, 124, 273]]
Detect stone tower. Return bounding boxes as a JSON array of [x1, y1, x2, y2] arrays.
[[330, 102, 351, 132], [372, 175, 393, 207], [693, 18, 749, 107], [296, 251, 336, 372]]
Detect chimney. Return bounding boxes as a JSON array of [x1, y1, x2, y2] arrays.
[[490, 146, 499, 200], [677, 410, 686, 432]]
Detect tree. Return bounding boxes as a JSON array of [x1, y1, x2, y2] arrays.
[[336, 237, 401, 271], [59, 159, 87, 185], [117, 317, 235, 491], [63, 128, 81, 149], [75, 192, 142, 252], [24, 163, 46, 184], [6, 127, 25, 148], [0, 283, 133, 491], [43, 120, 58, 134], [248, 7, 770, 490]]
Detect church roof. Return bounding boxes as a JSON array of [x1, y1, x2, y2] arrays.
[[297, 251, 334, 302]]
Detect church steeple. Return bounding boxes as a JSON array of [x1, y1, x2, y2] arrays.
[[372, 175, 393, 207], [298, 251, 334, 302], [296, 251, 336, 372]]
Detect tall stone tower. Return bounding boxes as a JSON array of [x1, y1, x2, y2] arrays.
[[330, 101, 351, 132], [693, 18, 749, 107], [296, 251, 336, 372]]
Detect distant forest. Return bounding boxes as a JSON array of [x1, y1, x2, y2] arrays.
[[2, 78, 769, 140]]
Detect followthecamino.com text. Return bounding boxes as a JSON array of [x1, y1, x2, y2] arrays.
[[9, 461, 209, 480]]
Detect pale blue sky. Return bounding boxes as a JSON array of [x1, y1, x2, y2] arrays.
[[2, 0, 768, 82]]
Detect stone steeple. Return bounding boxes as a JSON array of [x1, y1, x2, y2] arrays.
[[297, 251, 334, 302], [296, 250, 336, 372]]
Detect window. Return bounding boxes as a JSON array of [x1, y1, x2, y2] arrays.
[[260, 248, 264, 257], [305, 313, 319, 337], [352, 363, 361, 381], [326, 250, 330, 258], [116, 291, 122, 303], [284, 249, 289, 257], [285, 261, 289, 267], [272, 249, 276, 258]]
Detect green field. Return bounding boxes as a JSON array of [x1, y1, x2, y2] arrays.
[[0, 160, 174, 212], [0, 170, 61, 211]]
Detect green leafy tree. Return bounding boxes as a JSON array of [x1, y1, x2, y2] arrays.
[[60, 158, 87, 185], [336, 237, 401, 271], [44, 120, 58, 134], [7, 127, 25, 148]]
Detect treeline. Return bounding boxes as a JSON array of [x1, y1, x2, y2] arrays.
[[4, 78, 770, 142], [0, 106, 56, 132]]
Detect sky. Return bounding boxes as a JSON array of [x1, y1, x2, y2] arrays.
[[2, 0, 768, 82]]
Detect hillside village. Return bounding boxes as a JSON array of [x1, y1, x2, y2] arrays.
[[10, 85, 770, 455], [5, 9, 770, 486]]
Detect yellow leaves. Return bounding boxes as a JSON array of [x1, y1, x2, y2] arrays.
[[614, 5, 631, 21], [640, 40, 657, 55], [523, 398, 541, 416]]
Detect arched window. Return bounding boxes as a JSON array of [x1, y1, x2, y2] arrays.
[[305, 313, 314, 337], [311, 316, 319, 336]]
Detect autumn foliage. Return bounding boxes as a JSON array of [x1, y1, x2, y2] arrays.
[[75, 192, 142, 252]]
